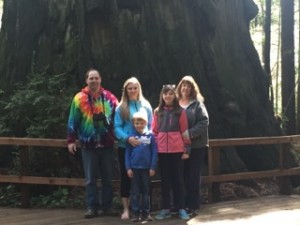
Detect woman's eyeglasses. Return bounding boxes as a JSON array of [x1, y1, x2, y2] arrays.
[[162, 84, 176, 89]]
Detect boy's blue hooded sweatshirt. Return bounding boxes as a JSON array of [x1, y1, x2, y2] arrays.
[[125, 130, 157, 170]]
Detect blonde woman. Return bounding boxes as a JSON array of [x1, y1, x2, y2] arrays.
[[176, 75, 209, 216], [114, 77, 153, 219]]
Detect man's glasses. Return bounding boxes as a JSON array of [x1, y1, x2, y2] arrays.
[[162, 84, 176, 89]]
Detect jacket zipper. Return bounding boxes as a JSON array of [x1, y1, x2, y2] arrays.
[[167, 112, 172, 153]]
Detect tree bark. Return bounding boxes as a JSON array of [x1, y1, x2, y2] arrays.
[[281, 0, 295, 135], [0, 0, 285, 172], [264, 0, 272, 106], [297, 0, 300, 133]]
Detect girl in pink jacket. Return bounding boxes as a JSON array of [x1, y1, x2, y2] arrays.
[[152, 84, 191, 220]]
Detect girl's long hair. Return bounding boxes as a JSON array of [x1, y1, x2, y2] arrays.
[[155, 85, 181, 116], [119, 77, 149, 121], [176, 75, 204, 102]]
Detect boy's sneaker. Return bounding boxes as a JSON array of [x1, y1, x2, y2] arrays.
[[178, 209, 190, 220], [142, 213, 153, 221], [170, 207, 178, 215], [84, 209, 98, 219], [155, 209, 171, 220]]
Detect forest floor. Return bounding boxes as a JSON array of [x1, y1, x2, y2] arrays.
[[201, 178, 300, 204], [149, 178, 296, 210]]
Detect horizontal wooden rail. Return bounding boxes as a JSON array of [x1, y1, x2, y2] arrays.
[[209, 135, 300, 147], [2, 167, 300, 186], [1, 135, 300, 147], [0, 137, 74, 147]]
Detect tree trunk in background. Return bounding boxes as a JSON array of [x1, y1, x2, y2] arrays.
[[281, 0, 295, 135], [264, 0, 272, 106], [275, 8, 281, 115], [259, 0, 265, 58], [0, 0, 287, 173], [297, 0, 300, 133]]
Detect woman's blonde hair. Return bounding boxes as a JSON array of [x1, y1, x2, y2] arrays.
[[119, 77, 148, 121], [176, 75, 204, 102]]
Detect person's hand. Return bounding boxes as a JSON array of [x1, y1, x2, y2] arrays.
[[127, 169, 133, 178], [68, 143, 77, 155], [128, 137, 141, 147], [181, 153, 189, 160], [149, 169, 155, 177]]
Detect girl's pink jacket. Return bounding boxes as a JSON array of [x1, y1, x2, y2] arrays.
[[152, 106, 191, 153]]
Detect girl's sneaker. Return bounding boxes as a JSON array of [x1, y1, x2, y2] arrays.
[[155, 209, 171, 220], [170, 207, 178, 215], [178, 209, 190, 220]]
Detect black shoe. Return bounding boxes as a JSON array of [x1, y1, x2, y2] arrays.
[[185, 208, 196, 216], [131, 214, 140, 222], [142, 214, 153, 221], [84, 209, 98, 219]]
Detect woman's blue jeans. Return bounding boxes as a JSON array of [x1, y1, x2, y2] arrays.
[[81, 146, 114, 211]]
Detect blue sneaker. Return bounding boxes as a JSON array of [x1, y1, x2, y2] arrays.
[[178, 209, 190, 220], [155, 209, 171, 220]]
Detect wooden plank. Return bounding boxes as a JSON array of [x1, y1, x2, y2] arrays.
[[209, 135, 300, 147], [0, 135, 300, 148], [0, 175, 90, 186], [0, 137, 67, 147], [207, 146, 214, 202], [279, 143, 292, 194], [212, 147, 221, 202], [19, 146, 30, 208], [1, 167, 300, 187], [0, 175, 161, 189]]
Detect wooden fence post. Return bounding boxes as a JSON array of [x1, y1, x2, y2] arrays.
[[212, 147, 220, 202], [207, 146, 220, 202], [279, 143, 291, 195], [20, 146, 30, 208]]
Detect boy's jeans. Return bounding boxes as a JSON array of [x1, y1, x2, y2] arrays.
[[130, 169, 151, 215]]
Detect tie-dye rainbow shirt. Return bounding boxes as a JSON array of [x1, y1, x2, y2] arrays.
[[67, 87, 118, 147]]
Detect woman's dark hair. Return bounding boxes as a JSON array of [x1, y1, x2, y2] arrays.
[[155, 84, 181, 116]]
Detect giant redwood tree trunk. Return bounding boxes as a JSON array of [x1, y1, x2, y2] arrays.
[[0, 0, 287, 173], [281, 0, 295, 135]]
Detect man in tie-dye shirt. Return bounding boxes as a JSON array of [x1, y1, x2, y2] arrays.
[[67, 68, 118, 218]]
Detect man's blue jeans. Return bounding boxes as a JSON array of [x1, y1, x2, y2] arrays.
[[81, 146, 114, 211]]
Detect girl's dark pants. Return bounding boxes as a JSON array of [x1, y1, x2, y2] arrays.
[[158, 153, 185, 209]]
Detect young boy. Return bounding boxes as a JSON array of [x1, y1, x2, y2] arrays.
[[125, 111, 157, 222]]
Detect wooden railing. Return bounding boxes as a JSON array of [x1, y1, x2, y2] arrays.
[[1, 135, 300, 207]]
